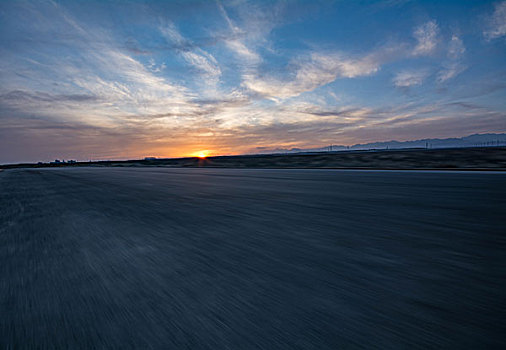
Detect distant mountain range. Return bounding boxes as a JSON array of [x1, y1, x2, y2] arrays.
[[255, 133, 506, 155]]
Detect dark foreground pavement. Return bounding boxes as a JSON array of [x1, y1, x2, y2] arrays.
[[1, 168, 505, 348]]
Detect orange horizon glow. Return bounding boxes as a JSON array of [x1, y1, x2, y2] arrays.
[[194, 150, 211, 159]]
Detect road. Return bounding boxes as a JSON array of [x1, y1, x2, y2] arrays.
[[1, 167, 505, 348]]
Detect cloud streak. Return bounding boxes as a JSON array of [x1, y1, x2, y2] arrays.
[[484, 1, 506, 40], [412, 20, 439, 56], [393, 70, 428, 87], [437, 35, 466, 82], [160, 23, 222, 83], [242, 47, 401, 100]]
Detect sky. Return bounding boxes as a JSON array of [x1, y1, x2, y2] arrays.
[[1, 0, 505, 163]]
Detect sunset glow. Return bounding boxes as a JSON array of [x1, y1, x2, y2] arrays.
[[196, 151, 209, 159]]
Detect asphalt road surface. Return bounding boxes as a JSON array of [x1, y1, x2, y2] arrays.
[[1, 167, 505, 348]]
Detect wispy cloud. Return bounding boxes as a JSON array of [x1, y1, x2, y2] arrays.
[[393, 70, 428, 87], [0, 90, 99, 105], [160, 23, 222, 83], [447, 35, 466, 59], [242, 52, 381, 100], [215, 1, 397, 101], [0, 1, 201, 127], [216, 0, 265, 65], [437, 35, 466, 82], [147, 58, 166, 73], [412, 20, 439, 56], [437, 63, 466, 83], [242, 41, 414, 102], [484, 1, 506, 40]]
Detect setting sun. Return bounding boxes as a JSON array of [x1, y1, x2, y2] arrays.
[[195, 151, 210, 159]]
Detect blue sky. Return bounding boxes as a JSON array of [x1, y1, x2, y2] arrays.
[[1, 0, 505, 162]]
